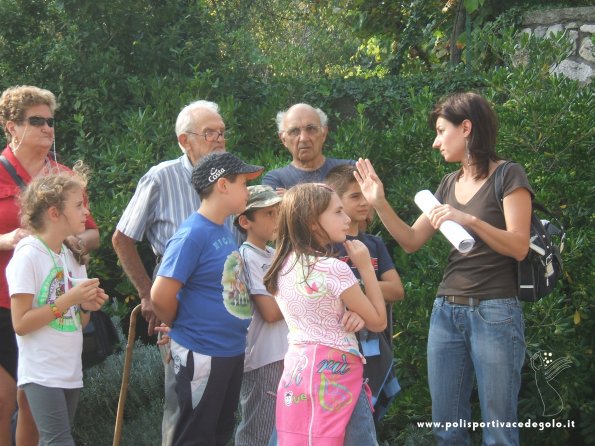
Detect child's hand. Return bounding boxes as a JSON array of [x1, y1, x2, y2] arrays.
[[155, 324, 172, 363], [343, 240, 372, 273], [69, 278, 101, 306], [341, 310, 365, 333], [81, 286, 109, 312], [155, 324, 171, 346], [80, 290, 107, 312]]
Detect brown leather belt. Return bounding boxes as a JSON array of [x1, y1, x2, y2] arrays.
[[442, 295, 504, 306]]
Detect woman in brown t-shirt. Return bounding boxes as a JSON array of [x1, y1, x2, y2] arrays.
[[355, 92, 532, 446]]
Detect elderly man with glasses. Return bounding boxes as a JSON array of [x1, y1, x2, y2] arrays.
[[112, 100, 231, 446], [262, 103, 354, 192], [259, 104, 392, 446]]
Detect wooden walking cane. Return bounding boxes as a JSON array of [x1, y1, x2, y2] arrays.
[[113, 303, 142, 446]]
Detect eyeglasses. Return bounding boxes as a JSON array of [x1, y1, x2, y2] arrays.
[[283, 125, 322, 138], [186, 129, 230, 142], [24, 116, 55, 127]]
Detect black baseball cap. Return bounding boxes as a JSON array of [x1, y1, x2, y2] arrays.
[[191, 152, 264, 193]]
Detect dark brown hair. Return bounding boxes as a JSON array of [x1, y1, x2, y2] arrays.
[[430, 92, 500, 179], [263, 183, 335, 295], [197, 173, 240, 200], [233, 208, 257, 235]]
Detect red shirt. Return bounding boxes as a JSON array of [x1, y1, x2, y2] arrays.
[[0, 146, 97, 308]]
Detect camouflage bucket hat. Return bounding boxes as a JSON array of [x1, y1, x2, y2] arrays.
[[245, 185, 282, 210]]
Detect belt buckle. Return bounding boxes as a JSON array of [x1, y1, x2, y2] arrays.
[[459, 296, 479, 306], [445, 295, 478, 306]]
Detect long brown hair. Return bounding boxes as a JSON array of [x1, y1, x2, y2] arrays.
[[263, 183, 335, 295], [430, 91, 500, 180]]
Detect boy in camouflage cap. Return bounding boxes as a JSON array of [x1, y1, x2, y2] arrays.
[[234, 185, 282, 234], [234, 185, 287, 446]]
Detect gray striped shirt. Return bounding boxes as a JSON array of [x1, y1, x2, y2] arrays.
[[116, 154, 199, 256], [117, 153, 243, 257]]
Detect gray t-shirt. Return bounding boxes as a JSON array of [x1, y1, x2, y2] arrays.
[[262, 157, 354, 190], [435, 162, 533, 299], [239, 242, 288, 372]]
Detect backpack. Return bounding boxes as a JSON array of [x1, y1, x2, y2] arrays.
[[494, 161, 565, 302]]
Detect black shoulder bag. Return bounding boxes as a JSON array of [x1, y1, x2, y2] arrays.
[[81, 310, 120, 369], [494, 161, 565, 302]]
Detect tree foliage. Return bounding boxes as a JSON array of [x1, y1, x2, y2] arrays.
[[313, 0, 592, 74]]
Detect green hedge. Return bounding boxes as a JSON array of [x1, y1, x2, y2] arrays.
[[73, 336, 164, 445]]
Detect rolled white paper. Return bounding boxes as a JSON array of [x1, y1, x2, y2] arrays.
[[414, 190, 475, 253]]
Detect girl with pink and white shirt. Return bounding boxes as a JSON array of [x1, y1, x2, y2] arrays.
[[264, 183, 386, 446]]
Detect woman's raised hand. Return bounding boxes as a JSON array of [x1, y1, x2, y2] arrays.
[[354, 158, 385, 206]]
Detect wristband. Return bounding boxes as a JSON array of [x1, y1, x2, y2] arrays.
[[49, 302, 63, 319], [79, 305, 90, 314]]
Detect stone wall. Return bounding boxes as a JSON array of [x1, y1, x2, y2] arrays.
[[522, 6, 595, 83]]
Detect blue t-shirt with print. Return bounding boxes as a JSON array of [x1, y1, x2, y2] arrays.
[[333, 232, 395, 282], [158, 212, 251, 357]]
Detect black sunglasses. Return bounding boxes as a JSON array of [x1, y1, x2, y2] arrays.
[[25, 116, 54, 127]]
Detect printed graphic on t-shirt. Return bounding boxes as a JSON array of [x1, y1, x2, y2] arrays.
[[338, 255, 378, 272], [296, 266, 326, 300], [338, 255, 378, 287], [38, 266, 80, 332], [221, 251, 251, 319]]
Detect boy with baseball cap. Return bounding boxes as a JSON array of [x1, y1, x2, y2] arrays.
[[151, 152, 263, 446], [233, 185, 287, 446]]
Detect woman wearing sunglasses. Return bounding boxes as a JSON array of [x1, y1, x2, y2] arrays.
[[0, 85, 100, 445]]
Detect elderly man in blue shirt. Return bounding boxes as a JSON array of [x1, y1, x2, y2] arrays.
[[262, 103, 354, 192]]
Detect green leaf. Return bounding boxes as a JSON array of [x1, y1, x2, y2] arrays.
[[464, 0, 479, 14]]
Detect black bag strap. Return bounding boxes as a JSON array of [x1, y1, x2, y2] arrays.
[[494, 160, 559, 217], [0, 155, 27, 190], [494, 160, 513, 211], [495, 160, 566, 253]]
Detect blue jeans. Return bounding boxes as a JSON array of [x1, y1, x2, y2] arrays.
[[344, 386, 378, 446], [427, 297, 525, 446], [267, 384, 378, 446]]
